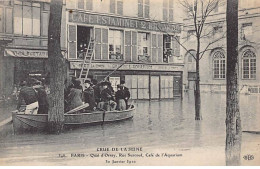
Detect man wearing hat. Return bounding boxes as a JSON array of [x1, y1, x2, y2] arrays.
[[120, 80, 130, 107], [83, 79, 96, 111], [98, 81, 117, 111]]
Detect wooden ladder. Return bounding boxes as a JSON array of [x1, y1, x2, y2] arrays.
[[79, 38, 95, 81]]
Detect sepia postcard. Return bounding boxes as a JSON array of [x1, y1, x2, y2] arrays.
[[0, 0, 260, 166]]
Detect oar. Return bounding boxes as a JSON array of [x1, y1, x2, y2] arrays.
[[102, 61, 128, 82], [65, 103, 89, 114]]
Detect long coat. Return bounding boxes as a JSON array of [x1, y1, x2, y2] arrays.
[[83, 86, 96, 110], [67, 88, 83, 111]]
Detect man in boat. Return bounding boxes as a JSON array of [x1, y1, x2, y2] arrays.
[[115, 85, 126, 110], [66, 79, 83, 112], [33, 81, 49, 114], [83, 79, 96, 111], [17, 80, 39, 114], [97, 81, 117, 111], [120, 80, 131, 108], [91, 79, 101, 104]]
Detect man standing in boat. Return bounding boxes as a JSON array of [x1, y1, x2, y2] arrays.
[[17, 80, 39, 114], [83, 79, 96, 111], [120, 80, 130, 108]]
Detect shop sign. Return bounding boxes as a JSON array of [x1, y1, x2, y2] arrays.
[[5, 49, 48, 58], [69, 12, 181, 34], [70, 62, 183, 72]]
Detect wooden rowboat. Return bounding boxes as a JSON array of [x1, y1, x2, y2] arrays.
[[12, 105, 135, 134]]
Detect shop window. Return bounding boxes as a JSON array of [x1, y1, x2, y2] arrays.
[[163, 0, 174, 22], [14, 1, 40, 36], [212, 50, 226, 79], [0, 8, 3, 33], [242, 49, 256, 79], [138, 32, 150, 62], [138, 0, 149, 18], [109, 29, 123, 60], [110, 0, 123, 15], [77, 26, 93, 59]]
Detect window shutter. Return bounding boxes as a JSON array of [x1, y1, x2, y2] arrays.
[[5, 8, 13, 33], [169, 9, 173, 22], [158, 34, 163, 63], [117, 1, 123, 15], [151, 34, 158, 63], [132, 31, 137, 62], [95, 28, 102, 60], [67, 0, 76, 9], [78, 0, 84, 9], [41, 12, 49, 36], [125, 31, 132, 61], [102, 28, 108, 60], [110, 0, 116, 14], [173, 36, 180, 56], [0, 8, 3, 33], [86, 0, 93, 10], [68, 25, 77, 59], [138, 0, 143, 17], [144, 0, 149, 18], [163, 0, 168, 21]]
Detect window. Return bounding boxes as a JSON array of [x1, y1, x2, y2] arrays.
[[109, 30, 123, 60], [163, 0, 174, 21], [138, 32, 150, 62], [77, 26, 93, 59], [188, 50, 196, 63], [110, 0, 123, 15], [77, 0, 93, 10], [213, 51, 226, 79], [14, 1, 40, 36], [213, 26, 223, 35], [242, 49, 256, 79], [138, 0, 149, 18], [242, 23, 252, 38], [163, 35, 171, 63], [187, 30, 196, 41]]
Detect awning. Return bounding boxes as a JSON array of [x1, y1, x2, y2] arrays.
[[4, 49, 48, 58]]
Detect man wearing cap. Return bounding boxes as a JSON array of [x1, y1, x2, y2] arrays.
[[83, 79, 96, 111], [17, 80, 39, 114]]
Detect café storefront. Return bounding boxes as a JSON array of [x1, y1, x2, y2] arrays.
[[3, 48, 48, 94], [67, 11, 183, 100], [70, 62, 183, 99]]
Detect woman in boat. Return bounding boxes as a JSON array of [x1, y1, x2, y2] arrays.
[[83, 79, 96, 111], [66, 79, 83, 112], [115, 85, 126, 110]]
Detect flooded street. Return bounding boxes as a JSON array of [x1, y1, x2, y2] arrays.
[[0, 93, 260, 165]]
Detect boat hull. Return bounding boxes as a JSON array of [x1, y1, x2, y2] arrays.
[[12, 106, 135, 134]]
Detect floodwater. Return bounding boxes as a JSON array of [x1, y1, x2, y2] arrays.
[[0, 93, 260, 165]]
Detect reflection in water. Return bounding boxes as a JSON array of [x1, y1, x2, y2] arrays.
[[0, 93, 259, 165]]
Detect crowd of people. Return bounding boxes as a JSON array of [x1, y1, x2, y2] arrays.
[[65, 77, 131, 112], [16, 76, 131, 114]]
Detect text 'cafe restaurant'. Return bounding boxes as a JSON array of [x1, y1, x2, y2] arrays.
[[68, 12, 184, 100]]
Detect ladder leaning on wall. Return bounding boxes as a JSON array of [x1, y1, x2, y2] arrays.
[[79, 38, 95, 82]]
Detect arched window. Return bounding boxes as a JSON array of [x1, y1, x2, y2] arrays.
[[212, 50, 225, 79], [242, 49, 256, 79]]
